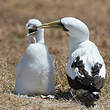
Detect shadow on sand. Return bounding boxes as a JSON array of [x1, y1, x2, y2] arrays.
[[55, 90, 96, 108], [11, 89, 96, 108]]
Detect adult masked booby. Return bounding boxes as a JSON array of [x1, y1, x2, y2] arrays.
[[40, 17, 106, 100], [15, 19, 55, 96]]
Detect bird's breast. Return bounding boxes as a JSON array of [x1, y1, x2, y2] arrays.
[[26, 43, 48, 59]]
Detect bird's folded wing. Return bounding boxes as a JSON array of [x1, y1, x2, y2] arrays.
[[71, 54, 106, 91]]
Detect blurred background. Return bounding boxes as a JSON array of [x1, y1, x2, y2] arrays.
[[0, 0, 110, 109], [0, 0, 110, 59]]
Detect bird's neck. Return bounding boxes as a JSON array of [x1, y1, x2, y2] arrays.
[[29, 29, 45, 44], [68, 36, 89, 54]]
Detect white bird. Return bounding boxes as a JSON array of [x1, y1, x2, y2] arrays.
[[40, 17, 106, 100], [15, 19, 55, 96]]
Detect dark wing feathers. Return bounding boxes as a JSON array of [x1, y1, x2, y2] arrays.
[[70, 56, 105, 92], [91, 63, 102, 76], [93, 76, 105, 90]]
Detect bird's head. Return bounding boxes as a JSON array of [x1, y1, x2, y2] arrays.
[[26, 19, 43, 37], [40, 17, 89, 42]]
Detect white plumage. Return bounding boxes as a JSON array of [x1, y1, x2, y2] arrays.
[[40, 17, 106, 100], [67, 40, 106, 80], [15, 19, 54, 95]]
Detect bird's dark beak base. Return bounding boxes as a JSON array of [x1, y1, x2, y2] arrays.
[[40, 20, 69, 31]]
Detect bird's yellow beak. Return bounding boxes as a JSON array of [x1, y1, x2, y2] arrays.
[[40, 20, 62, 29]]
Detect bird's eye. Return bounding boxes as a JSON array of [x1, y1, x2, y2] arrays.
[[28, 24, 31, 27]]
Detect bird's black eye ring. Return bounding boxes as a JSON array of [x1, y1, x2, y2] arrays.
[[59, 20, 69, 32]]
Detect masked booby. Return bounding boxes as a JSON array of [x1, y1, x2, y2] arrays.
[[40, 17, 106, 101]]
